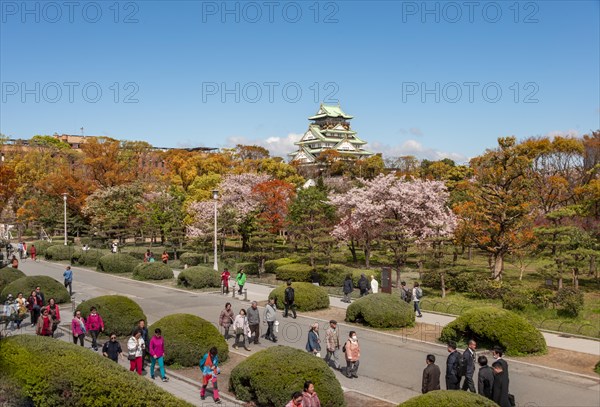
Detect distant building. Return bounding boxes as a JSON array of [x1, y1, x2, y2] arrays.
[[288, 104, 374, 164]]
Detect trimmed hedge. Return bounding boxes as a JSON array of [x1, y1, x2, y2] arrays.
[[0, 268, 25, 293], [269, 282, 329, 312], [96, 253, 140, 274], [149, 314, 228, 367], [0, 335, 192, 406], [177, 266, 220, 289], [71, 249, 111, 267], [1, 276, 70, 304], [229, 346, 344, 407], [132, 262, 174, 281], [399, 390, 498, 407], [275, 263, 313, 282], [234, 262, 259, 275], [439, 307, 547, 356], [317, 264, 382, 288], [45, 245, 81, 261], [264, 257, 299, 274], [346, 293, 415, 328], [29, 240, 54, 256], [180, 252, 203, 267], [75, 295, 146, 337]]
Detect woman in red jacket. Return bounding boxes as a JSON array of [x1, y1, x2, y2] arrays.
[[27, 289, 41, 326], [36, 307, 53, 336], [45, 298, 61, 337]]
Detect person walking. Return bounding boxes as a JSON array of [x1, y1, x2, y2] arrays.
[[421, 354, 441, 394], [85, 306, 104, 351], [63, 266, 73, 296], [71, 310, 86, 346], [144, 249, 151, 263], [263, 297, 278, 342], [221, 268, 231, 295], [445, 341, 461, 390], [219, 302, 234, 340], [358, 274, 369, 297], [324, 320, 340, 369], [370, 275, 379, 294], [111, 242, 118, 253], [477, 355, 494, 400], [246, 301, 260, 345], [412, 282, 423, 318], [285, 392, 304, 407], [492, 346, 509, 385], [135, 319, 150, 370], [400, 281, 411, 303], [235, 269, 246, 295], [199, 347, 221, 404], [14, 292, 27, 329], [491, 361, 511, 407], [45, 298, 61, 338], [342, 274, 353, 303], [27, 289, 41, 326], [127, 329, 145, 375], [161, 251, 169, 264], [29, 244, 37, 261], [102, 332, 123, 362], [34, 286, 45, 306], [232, 309, 251, 351], [11, 255, 18, 269], [149, 328, 169, 382], [17, 241, 23, 260], [461, 339, 477, 392], [305, 322, 321, 357], [343, 331, 360, 378], [2, 294, 18, 330], [35, 308, 53, 337], [283, 280, 297, 319], [302, 380, 321, 407]]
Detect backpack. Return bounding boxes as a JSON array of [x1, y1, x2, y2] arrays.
[[342, 340, 347, 353], [416, 287, 423, 299], [456, 352, 467, 377], [402, 288, 411, 303]]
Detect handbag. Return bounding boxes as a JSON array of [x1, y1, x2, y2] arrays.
[[315, 352, 321, 358], [235, 327, 244, 335], [127, 352, 137, 361]]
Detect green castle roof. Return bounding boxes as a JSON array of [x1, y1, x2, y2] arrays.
[[308, 104, 354, 120]]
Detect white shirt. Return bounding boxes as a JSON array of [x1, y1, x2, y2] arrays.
[[370, 279, 379, 294]]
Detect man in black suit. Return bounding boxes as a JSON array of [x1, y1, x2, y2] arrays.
[[445, 341, 461, 390], [461, 339, 477, 392], [477, 355, 494, 399], [421, 354, 441, 394], [492, 346, 509, 385], [492, 361, 511, 407]]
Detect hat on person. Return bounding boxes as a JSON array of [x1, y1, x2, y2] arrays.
[[7, 294, 13, 299]]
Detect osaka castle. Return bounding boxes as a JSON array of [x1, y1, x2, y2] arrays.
[[288, 103, 374, 164]]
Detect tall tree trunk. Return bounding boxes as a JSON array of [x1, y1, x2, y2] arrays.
[[468, 246, 472, 261], [573, 268, 579, 290], [440, 272, 446, 298], [493, 253, 504, 280], [348, 240, 357, 263], [519, 264, 525, 281], [589, 256, 596, 276], [364, 242, 371, 269], [242, 233, 250, 252]]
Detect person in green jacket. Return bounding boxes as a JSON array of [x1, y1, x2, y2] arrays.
[[236, 269, 246, 295]]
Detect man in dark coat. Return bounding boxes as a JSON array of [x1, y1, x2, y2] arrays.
[[492, 361, 511, 407], [358, 274, 369, 297], [461, 339, 477, 392], [492, 346, 509, 385], [445, 341, 461, 390], [283, 280, 297, 319], [421, 354, 441, 394], [342, 275, 353, 303], [477, 355, 494, 399]]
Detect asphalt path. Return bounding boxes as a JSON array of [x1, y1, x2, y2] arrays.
[[14, 259, 600, 406]]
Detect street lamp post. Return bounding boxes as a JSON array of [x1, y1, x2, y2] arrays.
[[62, 193, 68, 245], [212, 190, 219, 271]]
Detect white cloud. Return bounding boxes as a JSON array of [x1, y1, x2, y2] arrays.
[[396, 127, 424, 137], [369, 140, 468, 163], [543, 129, 580, 139], [224, 133, 302, 158]]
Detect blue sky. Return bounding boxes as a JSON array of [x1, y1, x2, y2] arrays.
[[1, 0, 599, 162]]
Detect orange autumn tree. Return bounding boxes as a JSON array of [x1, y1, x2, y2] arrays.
[[252, 179, 296, 233]]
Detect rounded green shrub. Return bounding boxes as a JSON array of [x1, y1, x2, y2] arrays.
[[76, 295, 146, 337], [346, 293, 415, 328], [177, 266, 220, 289], [275, 263, 313, 282], [29, 240, 54, 256], [269, 282, 329, 312], [71, 249, 111, 267], [554, 287, 584, 317], [122, 246, 166, 261], [0, 335, 192, 406], [501, 288, 530, 311], [234, 262, 259, 275], [229, 346, 344, 407], [180, 252, 203, 267], [132, 262, 174, 280], [149, 313, 228, 367], [317, 264, 382, 287], [399, 390, 498, 407], [1, 276, 70, 304], [0, 268, 25, 293], [439, 306, 547, 356], [44, 245, 81, 261], [264, 257, 299, 274], [96, 253, 140, 274]]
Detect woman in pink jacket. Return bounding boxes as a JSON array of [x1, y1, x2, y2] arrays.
[[71, 310, 86, 346], [149, 328, 169, 382], [85, 306, 104, 351]]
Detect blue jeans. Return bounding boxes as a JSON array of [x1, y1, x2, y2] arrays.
[[150, 356, 166, 379], [414, 300, 422, 316]]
